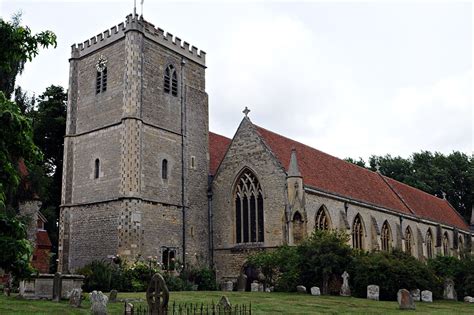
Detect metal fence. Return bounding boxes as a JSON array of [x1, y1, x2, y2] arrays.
[[124, 301, 252, 315]]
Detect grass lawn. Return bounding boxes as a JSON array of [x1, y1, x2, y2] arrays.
[[0, 291, 472, 314]]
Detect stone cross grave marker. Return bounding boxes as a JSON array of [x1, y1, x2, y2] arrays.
[[146, 273, 169, 315], [340, 271, 351, 296]]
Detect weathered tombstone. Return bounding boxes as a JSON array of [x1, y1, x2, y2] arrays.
[[443, 278, 457, 300], [237, 273, 247, 292], [52, 272, 62, 302], [296, 285, 307, 293], [109, 290, 117, 303], [340, 271, 351, 297], [410, 289, 420, 302], [367, 285, 379, 301], [464, 296, 474, 303], [90, 291, 108, 315], [222, 280, 233, 292], [4, 287, 10, 297], [68, 288, 82, 307], [310, 287, 321, 296], [421, 290, 433, 303], [146, 273, 169, 315], [124, 303, 134, 315], [258, 283, 264, 292], [265, 287, 271, 293], [219, 295, 231, 310], [397, 289, 416, 310], [250, 281, 259, 292]]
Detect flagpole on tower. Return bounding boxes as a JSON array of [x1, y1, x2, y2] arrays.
[[141, 0, 144, 17]]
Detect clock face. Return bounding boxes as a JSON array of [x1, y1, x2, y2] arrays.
[[96, 55, 108, 72]]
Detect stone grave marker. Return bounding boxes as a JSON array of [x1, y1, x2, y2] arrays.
[[296, 285, 307, 293], [250, 281, 259, 292], [410, 289, 420, 302], [222, 280, 233, 292], [219, 295, 231, 310], [109, 290, 117, 303], [340, 271, 351, 297], [443, 278, 457, 300], [421, 290, 432, 303], [310, 287, 321, 296], [90, 291, 108, 315], [124, 303, 134, 315], [464, 296, 474, 303], [397, 289, 416, 310], [367, 285, 379, 301], [68, 288, 82, 308], [237, 273, 247, 292], [146, 273, 169, 315], [52, 272, 62, 302]]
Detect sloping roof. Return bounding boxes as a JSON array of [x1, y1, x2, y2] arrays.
[[207, 121, 470, 231], [209, 132, 232, 176], [36, 230, 52, 248]]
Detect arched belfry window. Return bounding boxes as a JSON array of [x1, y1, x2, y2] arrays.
[[94, 159, 100, 179], [443, 232, 449, 256], [426, 229, 434, 259], [292, 212, 304, 244], [381, 221, 392, 251], [234, 169, 264, 243], [162, 159, 168, 180], [164, 65, 178, 96], [405, 226, 413, 256], [352, 214, 364, 250], [315, 206, 330, 230]]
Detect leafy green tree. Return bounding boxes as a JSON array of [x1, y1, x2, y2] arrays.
[[0, 14, 56, 98], [344, 157, 366, 168]]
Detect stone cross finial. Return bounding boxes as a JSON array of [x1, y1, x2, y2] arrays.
[[375, 164, 381, 173], [442, 191, 447, 200], [243, 107, 250, 117]]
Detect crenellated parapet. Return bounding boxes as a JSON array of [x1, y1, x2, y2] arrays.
[[70, 14, 206, 66]]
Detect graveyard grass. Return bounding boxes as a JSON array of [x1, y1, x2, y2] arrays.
[[1, 291, 473, 314]]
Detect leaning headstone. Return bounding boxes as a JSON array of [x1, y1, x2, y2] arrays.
[[90, 291, 108, 315], [109, 290, 117, 303], [464, 296, 474, 303], [219, 295, 231, 310], [443, 278, 457, 300], [296, 285, 307, 293], [68, 288, 82, 307], [410, 289, 420, 302], [310, 287, 321, 296], [222, 280, 233, 292], [367, 285, 379, 301], [340, 271, 351, 297], [52, 272, 62, 302], [421, 290, 433, 303], [250, 281, 259, 292], [397, 289, 416, 310], [237, 273, 247, 292]]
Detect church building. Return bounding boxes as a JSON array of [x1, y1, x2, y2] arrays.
[[58, 14, 474, 283]]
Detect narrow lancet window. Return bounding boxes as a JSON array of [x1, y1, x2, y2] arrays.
[[94, 159, 100, 179], [162, 159, 168, 180], [426, 229, 433, 259], [405, 227, 413, 255], [352, 214, 364, 250], [315, 206, 330, 230], [381, 221, 392, 251], [164, 65, 178, 96], [443, 232, 449, 256]]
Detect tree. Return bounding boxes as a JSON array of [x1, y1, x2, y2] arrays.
[[0, 14, 56, 98]]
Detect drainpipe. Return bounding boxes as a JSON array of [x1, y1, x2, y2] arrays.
[[207, 176, 214, 267], [180, 58, 186, 268]]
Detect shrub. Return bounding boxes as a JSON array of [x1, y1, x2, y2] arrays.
[[77, 260, 115, 292]]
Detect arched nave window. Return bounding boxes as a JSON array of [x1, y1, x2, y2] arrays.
[[405, 226, 413, 256], [426, 229, 434, 259], [234, 169, 264, 243], [352, 214, 364, 250], [381, 221, 392, 251], [443, 232, 450, 256], [315, 206, 330, 230]]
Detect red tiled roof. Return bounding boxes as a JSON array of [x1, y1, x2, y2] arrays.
[[36, 230, 52, 248], [209, 132, 231, 176], [383, 177, 470, 230]]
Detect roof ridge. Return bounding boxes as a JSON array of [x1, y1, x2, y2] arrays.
[[379, 173, 416, 215]]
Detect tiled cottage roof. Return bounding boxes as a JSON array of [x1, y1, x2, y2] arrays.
[[208, 121, 470, 231], [209, 132, 231, 176], [36, 230, 52, 248]]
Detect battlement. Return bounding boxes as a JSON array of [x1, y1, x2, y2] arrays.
[[70, 14, 206, 66]]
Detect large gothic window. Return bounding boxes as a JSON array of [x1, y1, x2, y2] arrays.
[[381, 221, 392, 251], [315, 206, 330, 230], [352, 214, 364, 250], [426, 229, 434, 259], [235, 169, 264, 243], [443, 232, 449, 256], [164, 65, 178, 96], [405, 226, 413, 256], [292, 212, 304, 244]]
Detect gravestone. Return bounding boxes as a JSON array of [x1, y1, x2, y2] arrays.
[[68, 288, 82, 308], [443, 278, 457, 300], [367, 285, 379, 301], [236, 273, 247, 292], [219, 295, 231, 310], [52, 272, 62, 302], [124, 303, 134, 315], [397, 289, 416, 310], [464, 296, 474, 303], [296, 285, 307, 293], [340, 271, 351, 297], [410, 289, 420, 301], [250, 281, 259, 292], [90, 291, 108, 315], [146, 273, 169, 315], [421, 290, 432, 302], [109, 290, 117, 303], [310, 287, 321, 296], [222, 281, 233, 292], [258, 283, 264, 292], [265, 287, 271, 293]]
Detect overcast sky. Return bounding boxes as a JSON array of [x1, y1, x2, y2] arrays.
[[1, 1, 472, 160]]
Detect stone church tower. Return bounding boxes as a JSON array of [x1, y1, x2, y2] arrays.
[[58, 14, 209, 272]]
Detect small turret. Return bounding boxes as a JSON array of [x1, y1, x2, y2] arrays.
[[288, 148, 302, 178], [286, 149, 304, 209]]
